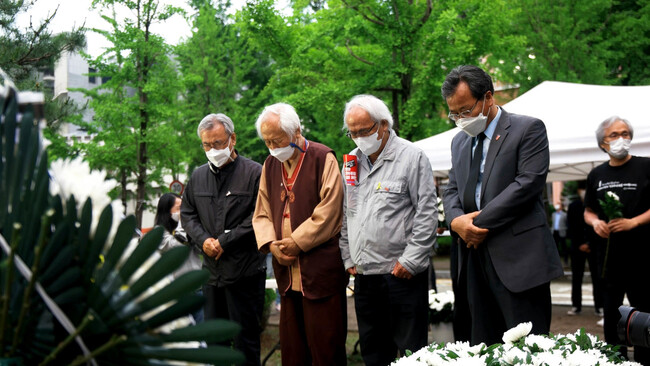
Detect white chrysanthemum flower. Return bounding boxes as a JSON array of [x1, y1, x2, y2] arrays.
[[565, 349, 607, 366], [429, 290, 454, 311], [530, 351, 567, 366], [606, 191, 620, 201], [502, 322, 533, 344], [502, 345, 529, 364], [49, 157, 122, 240], [524, 334, 556, 351]]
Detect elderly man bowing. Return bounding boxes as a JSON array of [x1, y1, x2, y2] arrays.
[[252, 103, 348, 366], [339, 94, 437, 366]]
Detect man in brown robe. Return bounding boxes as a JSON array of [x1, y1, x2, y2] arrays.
[[252, 102, 348, 365]]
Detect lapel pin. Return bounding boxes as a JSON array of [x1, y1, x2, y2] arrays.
[[495, 134, 501, 141], [226, 191, 231, 196]]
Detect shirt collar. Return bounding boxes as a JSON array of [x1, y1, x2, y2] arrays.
[[483, 106, 501, 140]]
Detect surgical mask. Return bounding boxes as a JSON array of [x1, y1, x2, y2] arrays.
[[171, 212, 180, 222], [353, 130, 382, 156], [606, 137, 631, 159], [269, 143, 295, 163], [456, 96, 488, 137], [205, 139, 232, 168]]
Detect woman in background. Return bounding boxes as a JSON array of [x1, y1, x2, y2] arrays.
[[155, 192, 204, 323]]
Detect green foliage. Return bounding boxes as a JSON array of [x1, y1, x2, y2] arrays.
[[237, 0, 526, 161], [176, 0, 273, 168], [68, 0, 187, 227], [0, 0, 87, 143], [0, 72, 244, 365], [503, 0, 650, 92]]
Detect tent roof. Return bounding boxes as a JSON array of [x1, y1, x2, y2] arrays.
[[414, 81, 650, 182]]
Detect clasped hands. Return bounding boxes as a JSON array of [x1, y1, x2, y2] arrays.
[[269, 237, 301, 266], [450, 211, 489, 249], [346, 261, 413, 280], [203, 238, 224, 260], [591, 217, 638, 239]]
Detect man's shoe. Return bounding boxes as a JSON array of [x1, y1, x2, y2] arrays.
[[594, 308, 604, 316], [567, 307, 581, 316]]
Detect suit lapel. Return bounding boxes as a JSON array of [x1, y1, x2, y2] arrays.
[[456, 134, 472, 202], [481, 110, 510, 197]]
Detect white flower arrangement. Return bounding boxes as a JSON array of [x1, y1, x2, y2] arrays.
[[49, 157, 122, 240], [429, 289, 454, 324], [392, 322, 640, 366]]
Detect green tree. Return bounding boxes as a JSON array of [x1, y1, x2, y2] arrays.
[[239, 0, 525, 157], [73, 0, 185, 228], [0, 0, 86, 151], [502, 0, 650, 91], [176, 0, 272, 168]]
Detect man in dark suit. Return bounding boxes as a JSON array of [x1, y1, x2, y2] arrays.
[[442, 65, 563, 346]]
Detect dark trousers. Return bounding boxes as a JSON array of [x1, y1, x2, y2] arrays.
[[602, 276, 650, 365], [355, 272, 429, 366], [553, 231, 568, 263], [570, 247, 603, 311], [279, 289, 348, 366], [451, 242, 471, 342], [203, 271, 266, 366], [466, 245, 552, 346]]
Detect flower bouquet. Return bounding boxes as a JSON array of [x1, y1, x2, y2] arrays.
[[392, 322, 639, 365], [599, 191, 623, 278], [429, 290, 454, 324]]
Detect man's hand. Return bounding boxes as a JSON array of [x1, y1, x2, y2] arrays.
[[276, 237, 302, 257], [591, 219, 610, 238], [450, 211, 489, 249], [391, 261, 413, 280], [213, 240, 224, 261], [608, 218, 638, 233], [270, 241, 297, 266], [347, 267, 358, 276], [203, 238, 218, 257], [578, 243, 591, 253]]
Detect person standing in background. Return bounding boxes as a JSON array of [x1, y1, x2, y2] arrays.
[[155, 192, 203, 323], [566, 181, 604, 317], [584, 116, 650, 364], [551, 203, 568, 265]]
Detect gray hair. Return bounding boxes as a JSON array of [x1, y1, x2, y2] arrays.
[[343, 94, 393, 130], [197, 113, 235, 139], [595, 115, 634, 152], [255, 103, 301, 139]]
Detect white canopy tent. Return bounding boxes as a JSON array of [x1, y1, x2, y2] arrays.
[[414, 81, 650, 182]]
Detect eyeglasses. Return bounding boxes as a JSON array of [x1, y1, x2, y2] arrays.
[[346, 122, 378, 139], [448, 98, 481, 122], [201, 137, 230, 150], [605, 131, 631, 140]]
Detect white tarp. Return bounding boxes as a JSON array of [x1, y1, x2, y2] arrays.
[[414, 81, 650, 182]]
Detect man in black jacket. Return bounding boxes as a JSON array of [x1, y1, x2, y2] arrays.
[[181, 113, 265, 366]]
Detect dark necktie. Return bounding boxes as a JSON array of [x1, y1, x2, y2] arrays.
[[463, 133, 485, 213]]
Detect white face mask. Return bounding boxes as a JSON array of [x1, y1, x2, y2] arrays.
[[205, 138, 232, 168], [269, 144, 295, 163], [456, 96, 488, 137], [605, 137, 631, 159], [353, 129, 383, 156], [171, 211, 180, 222]]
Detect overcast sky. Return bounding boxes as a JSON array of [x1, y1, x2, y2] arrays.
[[15, 0, 255, 58]]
